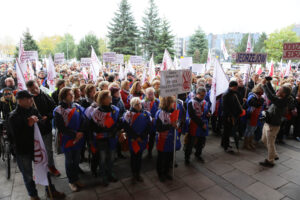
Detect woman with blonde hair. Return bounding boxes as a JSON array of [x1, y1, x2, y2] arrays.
[[127, 81, 145, 105]]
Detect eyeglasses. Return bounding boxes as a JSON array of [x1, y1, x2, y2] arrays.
[[3, 93, 12, 96]]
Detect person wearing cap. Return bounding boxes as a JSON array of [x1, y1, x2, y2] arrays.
[[0, 87, 16, 122], [221, 81, 244, 154], [291, 77, 300, 97], [8, 90, 65, 200], [26, 80, 61, 177]]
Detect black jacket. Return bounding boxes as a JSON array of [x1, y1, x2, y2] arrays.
[[8, 106, 42, 157], [33, 91, 56, 135], [79, 97, 94, 109], [51, 89, 60, 105], [112, 97, 126, 118], [188, 97, 204, 127], [222, 89, 243, 119], [0, 96, 16, 121]]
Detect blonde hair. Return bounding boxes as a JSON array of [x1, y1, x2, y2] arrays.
[[130, 97, 141, 108], [130, 81, 143, 95], [121, 80, 130, 90], [99, 81, 109, 90], [159, 96, 176, 110]]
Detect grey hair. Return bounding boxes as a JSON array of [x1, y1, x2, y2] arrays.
[[130, 97, 141, 108], [145, 87, 155, 95], [196, 87, 207, 94]]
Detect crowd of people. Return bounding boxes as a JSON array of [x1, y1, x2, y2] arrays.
[[0, 61, 298, 200]]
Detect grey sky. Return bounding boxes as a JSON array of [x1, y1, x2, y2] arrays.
[[0, 0, 299, 43]]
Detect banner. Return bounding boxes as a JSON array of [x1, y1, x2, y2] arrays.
[[149, 55, 156, 82], [47, 55, 56, 92], [113, 54, 124, 64], [33, 123, 49, 186], [15, 59, 27, 91], [103, 52, 116, 63], [130, 56, 144, 65], [90, 46, 101, 82], [235, 53, 267, 64], [80, 58, 91, 67], [283, 43, 300, 60], [20, 51, 38, 63], [179, 57, 193, 69], [54, 53, 65, 64], [160, 69, 192, 97], [192, 64, 205, 74]]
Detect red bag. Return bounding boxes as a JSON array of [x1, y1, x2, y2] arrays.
[[170, 110, 180, 123], [104, 113, 114, 128], [131, 140, 140, 154]]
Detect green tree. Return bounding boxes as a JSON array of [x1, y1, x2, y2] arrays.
[[38, 35, 62, 57], [141, 0, 161, 60], [98, 37, 109, 56], [55, 33, 76, 59], [187, 27, 208, 62], [76, 33, 100, 60], [235, 33, 255, 53], [265, 26, 300, 62], [14, 29, 40, 58], [253, 32, 267, 53], [107, 0, 140, 55], [193, 49, 201, 63], [155, 18, 174, 63], [200, 48, 208, 63]]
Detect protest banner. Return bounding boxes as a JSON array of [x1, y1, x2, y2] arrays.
[[20, 51, 38, 63], [192, 64, 205, 74], [113, 54, 124, 64], [54, 53, 65, 64], [160, 69, 192, 97], [130, 56, 144, 65], [103, 52, 116, 63], [179, 57, 193, 69], [283, 42, 300, 60], [234, 53, 267, 64], [80, 58, 91, 67]]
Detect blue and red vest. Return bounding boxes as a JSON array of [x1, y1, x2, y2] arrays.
[[186, 99, 209, 137], [246, 93, 264, 127], [122, 110, 152, 153], [53, 103, 86, 153]]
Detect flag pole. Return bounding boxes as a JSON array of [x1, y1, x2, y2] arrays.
[[243, 64, 252, 105], [172, 96, 177, 177]]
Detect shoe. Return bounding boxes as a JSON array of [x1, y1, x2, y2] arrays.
[[249, 136, 256, 150], [196, 155, 205, 163], [47, 189, 66, 199], [165, 174, 173, 180], [159, 175, 166, 182], [102, 178, 109, 187], [276, 140, 285, 145], [225, 148, 235, 154], [275, 157, 279, 161], [136, 174, 144, 182], [174, 163, 178, 168], [296, 137, 300, 142], [243, 137, 252, 150], [75, 181, 85, 188], [147, 152, 153, 159], [30, 196, 40, 200], [108, 174, 118, 182], [259, 159, 275, 168], [49, 166, 61, 177], [118, 154, 126, 159], [185, 159, 190, 165], [69, 183, 79, 192]]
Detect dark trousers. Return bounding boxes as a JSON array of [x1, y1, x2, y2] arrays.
[[277, 119, 293, 141], [96, 139, 112, 179], [130, 151, 142, 175], [148, 131, 155, 154], [16, 154, 55, 197], [156, 151, 173, 178], [185, 135, 206, 160], [222, 118, 238, 150], [211, 116, 222, 134], [64, 149, 81, 184]]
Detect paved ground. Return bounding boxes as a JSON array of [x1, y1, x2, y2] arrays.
[[1, 135, 300, 200]]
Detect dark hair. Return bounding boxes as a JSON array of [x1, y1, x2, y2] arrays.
[[58, 87, 72, 102], [85, 84, 96, 98], [107, 74, 115, 83], [282, 85, 291, 97], [56, 79, 65, 88], [26, 80, 37, 88], [79, 84, 86, 92], [97, 90, 110, 106], [229, 81, 238, 88]]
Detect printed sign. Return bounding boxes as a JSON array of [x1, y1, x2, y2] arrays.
[[283, 43, 300, 60], [160, 69, 192, 97], [113, 54, 124, 64], [103, 52, 116, 63], [54, 53, 65, 64], [130, 56, 144, 65], [80, 58, 91, 67], [179, 57, 193, 69], [234, 53, 267, 64], [20, 51, 38, 63]]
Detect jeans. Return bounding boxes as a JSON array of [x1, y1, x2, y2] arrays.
[[156, 151, 173, 178], [130, 151, 142, 175], [96, 139, 112, 179], [262, 123, 280, 163], [64, 149, 81, 183], [244, 122, 257, 137], [185, 135, 206, 160], [16, 154, 55, 197], [42, 133, 54, 167]]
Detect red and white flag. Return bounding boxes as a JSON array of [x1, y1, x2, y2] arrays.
[[90, 46, 101, 82], [173, 56, 180, 70], [268, 61, 274, 77], [210, 59, 229, 113], [284, 60, 291, 77], [81, 67, 89, 80], [206, 49, 212, 71], [47, 55, 56, 92], [246, 34, 252, 53], [15, 59, 27, 91], [221, 39, 229, 60], [256, 65, 262, 75], [161, 49, 174, 71], [149, 55, 156, 83], [33, 123, 49, 186]]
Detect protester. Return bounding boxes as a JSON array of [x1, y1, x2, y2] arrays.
[[52, 79, 65, 105]]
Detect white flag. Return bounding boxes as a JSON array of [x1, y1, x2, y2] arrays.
[[127, 61, 135, 75], [90, 46, 101, 82], [47, 55, 56, 92], [15, 59, 27, 91], [221, 39, 229, 60], [141, 66, 147, 85], [161, 49, 174, 71], [119, 65, 125, 80], [284, 60, 291, 77], [33, 123, 49, 186], [243, 65, 250, 85], [246, 34, 252, 53], [210, 59, 229, 113], [149, 55, 156, 83], [206, 49, 212, 71], [173, 56, 181, 70]]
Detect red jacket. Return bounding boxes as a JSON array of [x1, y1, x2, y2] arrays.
[[120, 89, 130, 109]]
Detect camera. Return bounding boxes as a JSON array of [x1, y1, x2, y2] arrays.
[[265, 76, 273, 81]]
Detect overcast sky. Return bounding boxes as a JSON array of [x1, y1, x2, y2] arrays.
[[1, 0, 299, 44]]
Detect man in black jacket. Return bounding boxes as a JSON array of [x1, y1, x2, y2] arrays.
[[259, 78, 291, 167], [8, 90, 65, 200], [221, 81, 244, 153], [26, 80, 61, 176]]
